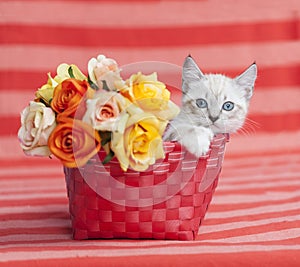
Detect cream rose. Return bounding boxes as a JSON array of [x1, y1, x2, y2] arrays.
[[82, 91, 127, 131], [18, 101, 56, 156], [111, 105, 167, 172], [55, 63, 87, 83], [88, 54, 123, 90]]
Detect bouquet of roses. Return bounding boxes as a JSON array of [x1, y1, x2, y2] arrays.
[[18, 55, 180, 171]]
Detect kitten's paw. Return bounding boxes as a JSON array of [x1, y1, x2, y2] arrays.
[[163, 127, 178, 141], [180, 127, 213, 157]]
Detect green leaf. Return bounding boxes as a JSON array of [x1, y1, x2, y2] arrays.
[[88, 75, 99, 90], [68, 66, 75, 78], [102, 80, 110, 91], [100, 131, 112, 146], [102, 150, 115, 164]]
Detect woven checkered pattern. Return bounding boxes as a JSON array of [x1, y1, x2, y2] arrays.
[[64, 134, 228, 240]]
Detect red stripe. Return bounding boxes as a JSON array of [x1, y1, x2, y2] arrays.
[[18, 0, 159, 2], [0, 251, 298, 267], [2, 116, 20, 136], [205, 209, 300, 225], [248, 112, 300, 132], [0, 71, 47, 91], [0, 212, 69, 221], [1, 65, 300, 91], [0, 227, 70, 237], [0, 157, 61, 168], [0, 198, 67, 208], [0, 174, 63, 180], [198, 221, 300, 240], [1, 20, 298, 47]]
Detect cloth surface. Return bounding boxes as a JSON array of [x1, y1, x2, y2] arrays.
[[0, 0, 300, 266]]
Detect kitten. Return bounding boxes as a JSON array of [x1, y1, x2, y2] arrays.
[[164, 55, 257, 157]]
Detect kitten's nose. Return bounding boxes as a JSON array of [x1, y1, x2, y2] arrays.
[[209, 115, 218, 123]]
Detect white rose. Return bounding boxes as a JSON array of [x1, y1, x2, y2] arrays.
[[18, 101, 56, 156], [82, 91, 127, 132], [88, 54, 124, 90]]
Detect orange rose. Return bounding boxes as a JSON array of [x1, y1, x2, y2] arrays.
[[48, 117, 101, 168], [51, 78, 94, 119]]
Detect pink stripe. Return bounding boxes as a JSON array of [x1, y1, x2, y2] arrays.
[[226, 131, 300, 157], [249, 87, 300, 114], [0, 91, 34, 116], [0, 204, 68, 215], [206, 201, 300, 219], [0, 41, 299, 71], [1, 244, 300, 262], [204, 228, 300, 244], [220, 172, 300, 184], [213, 190, 300, 205], [1, 0, 299, 27], [219, 180, 300, 192], [223, 152, 300, 169], [0, 166, 61, 177], [201, 214, 300, 234]]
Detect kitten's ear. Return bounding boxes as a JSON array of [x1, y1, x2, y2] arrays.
[[235, 63, 257, 100], [182, 55, 205, 86]]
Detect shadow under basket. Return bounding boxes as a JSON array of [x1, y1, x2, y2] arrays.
[[64, 134, 229, 241]]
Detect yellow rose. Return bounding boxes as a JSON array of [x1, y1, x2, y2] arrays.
[[111, 105, 167, 172], [116, 72, 180, 121], [35, 73, 58, 105]]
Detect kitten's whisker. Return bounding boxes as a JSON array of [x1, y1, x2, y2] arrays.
[[245, 117, 260, 127], [237, 117, 259, 137]]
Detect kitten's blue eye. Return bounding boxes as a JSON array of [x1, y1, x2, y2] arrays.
[[196, 98, 208, 108], [222, 101, 234, 111]]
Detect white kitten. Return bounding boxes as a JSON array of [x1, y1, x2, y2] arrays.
[[164, 56, 257, 157]]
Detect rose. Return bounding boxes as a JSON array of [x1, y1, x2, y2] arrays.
[[111, 105, 167, 171], [35, 64, 86, 106], [82, 91, 127, 132], [116, 72, 180, 121], [48, 116, 101, 168], [55, 63, 87, 83], [51, 78, 94, 119], [35, 73, 58, 106], [18, 101, 56, 156], [117, 72, 169, 107], [88, 54, 123, 90]]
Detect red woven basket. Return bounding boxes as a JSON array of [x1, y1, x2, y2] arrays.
[[64, 134, 229, 241]]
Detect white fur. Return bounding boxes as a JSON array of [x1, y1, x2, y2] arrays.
[[164, 56, 257, 157]]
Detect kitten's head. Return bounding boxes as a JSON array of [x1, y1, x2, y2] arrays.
[[181, 56, 257, 134]]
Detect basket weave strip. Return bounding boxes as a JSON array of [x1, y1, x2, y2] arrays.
[[64, 134, 228, 240]]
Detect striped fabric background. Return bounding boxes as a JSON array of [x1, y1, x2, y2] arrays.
[[1, 0, 300, 266]]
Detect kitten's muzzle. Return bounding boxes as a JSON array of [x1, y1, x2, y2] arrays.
[[209, 115, 219, 123]]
